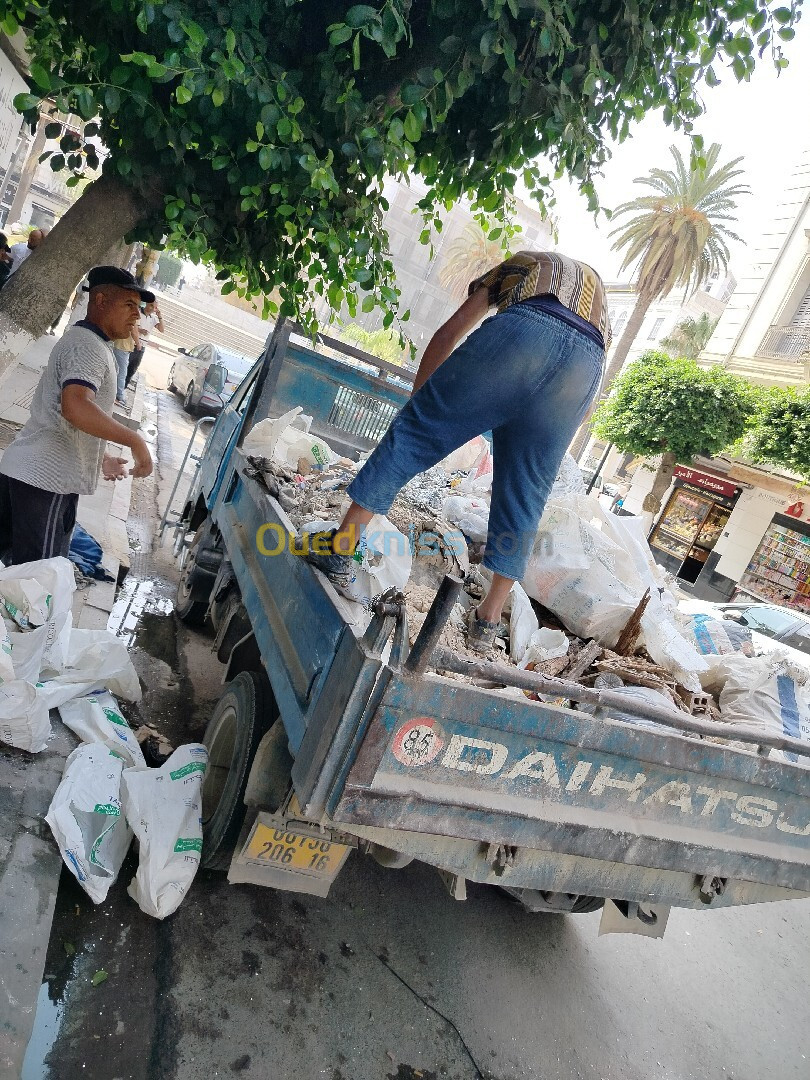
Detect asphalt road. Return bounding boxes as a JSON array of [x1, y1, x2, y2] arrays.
[[24, 350, 810, 1080]]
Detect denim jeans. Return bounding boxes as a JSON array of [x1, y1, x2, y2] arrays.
[[113, 348, 129, 401], [347, 304, 604, 581]]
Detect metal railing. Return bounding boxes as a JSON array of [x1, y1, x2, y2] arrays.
[[756, 324, 810, 361], [326, 385, 399, 443]]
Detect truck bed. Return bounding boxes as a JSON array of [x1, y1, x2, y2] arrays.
[[213, 454, 810, 910]]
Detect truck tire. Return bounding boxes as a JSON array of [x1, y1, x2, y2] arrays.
[[175, 522, 218, 625], [201, 672, 276, 871], [499, 887, 605, 915]]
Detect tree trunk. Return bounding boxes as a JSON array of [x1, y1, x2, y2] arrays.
[[568, 288, 656, 462], [6, 112, 48, 226], [642, 450, 677, 516], [0, 171, 160, 384]]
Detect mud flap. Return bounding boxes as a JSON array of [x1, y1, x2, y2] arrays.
[[598, 899, 670, 939]]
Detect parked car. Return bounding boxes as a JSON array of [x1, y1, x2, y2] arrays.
[[678, 598, 810, 665], [168, 343, 254, 415]]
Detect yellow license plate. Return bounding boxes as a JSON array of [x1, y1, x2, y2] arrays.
[[244, 823, 348, 877]]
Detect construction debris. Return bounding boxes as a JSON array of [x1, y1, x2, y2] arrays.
[[243, 446, 805, 753]]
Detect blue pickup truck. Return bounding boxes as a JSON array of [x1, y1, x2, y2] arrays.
[[167, 320, 810, 933]]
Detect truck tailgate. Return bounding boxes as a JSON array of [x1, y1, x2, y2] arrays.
[[332, 672, 810, 902]]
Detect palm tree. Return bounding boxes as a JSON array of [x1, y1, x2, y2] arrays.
[[659, 312, 719, 360], [439, 221, 504, 301], [570, 143, 748, 458]]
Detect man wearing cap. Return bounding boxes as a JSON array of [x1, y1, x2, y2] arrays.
[[0, 266, 155, 565]]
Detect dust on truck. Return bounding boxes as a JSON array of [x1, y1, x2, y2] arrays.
[[165, 320, 810, 935]]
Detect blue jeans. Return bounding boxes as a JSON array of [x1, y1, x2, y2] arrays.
[[347, 304, 604, 581], [113, 348, 129, 401]]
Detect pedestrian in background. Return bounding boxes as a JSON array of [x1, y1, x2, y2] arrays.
[[0, 233, 13, 290], [8, 227, 48, 274], [111, 330, 136, 407], [126, 299, 164, 387]]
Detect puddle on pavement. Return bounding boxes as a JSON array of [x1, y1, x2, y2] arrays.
[[107, 575, 174, 646], [21, 981, 63, 1080]]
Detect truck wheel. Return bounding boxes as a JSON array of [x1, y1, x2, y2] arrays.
[[175, 520, 222, 625], [499, 887, 604, 915], [201, 672, 277, 871]]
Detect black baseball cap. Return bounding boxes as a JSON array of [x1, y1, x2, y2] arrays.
[[83, 265, 155, 303]]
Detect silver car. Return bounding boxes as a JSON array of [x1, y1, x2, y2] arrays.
[[168, 343, 253, 415]]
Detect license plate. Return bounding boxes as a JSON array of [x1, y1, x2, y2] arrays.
[[243, 823, 348, 878]]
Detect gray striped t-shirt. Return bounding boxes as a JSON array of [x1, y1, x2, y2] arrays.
[[0, 324, 116, 495]]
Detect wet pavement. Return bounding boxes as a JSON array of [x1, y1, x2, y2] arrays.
[[21, 351, 810, 1080]]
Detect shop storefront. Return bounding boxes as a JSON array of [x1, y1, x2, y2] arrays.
[[648, 466, 742, 584], [736, 511, 810, 613]]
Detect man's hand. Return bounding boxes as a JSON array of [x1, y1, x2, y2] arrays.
[[130, 434, 153, 478], [102, 454, 129, 481]]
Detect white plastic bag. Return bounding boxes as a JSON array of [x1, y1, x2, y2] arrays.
[[59, 690, 147, 769], [244, 406, 334, 470], [45, 744, 133, 904], [522, 494, 706, 688], [0, 679, 50, 752], [121, 743, 208, 919], [442, 495, 490, 544], [276, 428, 334, 470], [518, 628, 570, 670], [441, 436, 489, 472], [509, 583, 539, 662], [242, 406, 303, 457], [37, 628, 142, 710], [311, 515, 412, 610]]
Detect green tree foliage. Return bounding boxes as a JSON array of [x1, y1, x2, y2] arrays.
[[743, 386, 810, 479], [339, 323, 408, 365], [593, 351, 755, 461], [154, 251, 183, 288], [659, 312, 719, 361], [3, 0, 801, 335], [592, 350, 755, 511]]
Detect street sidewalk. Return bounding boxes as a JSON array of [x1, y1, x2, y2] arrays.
[[0, 336, 146, 1076]]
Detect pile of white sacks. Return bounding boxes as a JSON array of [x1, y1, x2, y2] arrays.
[[1, 557, 206, 917]]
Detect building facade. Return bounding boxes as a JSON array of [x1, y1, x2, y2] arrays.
[[700, 146, 810, 388]]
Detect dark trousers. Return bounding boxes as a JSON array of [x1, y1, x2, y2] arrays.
[[0, 474, 78, 565], [126, 346, 145, 386]]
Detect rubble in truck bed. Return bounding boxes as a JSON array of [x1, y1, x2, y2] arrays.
[[243, 454, 718, 717]]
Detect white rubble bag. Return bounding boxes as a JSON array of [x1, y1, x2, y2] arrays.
[[0, 557, 75, 681], [59, 690, 147, 769], [37, 627, 142, 710], [521, 494, 706, 688], [0, 555, 75, 630], [121, 743, 208, 918], [45, 744, 133, 904], [0, 679, 50, 752], [705, 652, 810, 752]]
